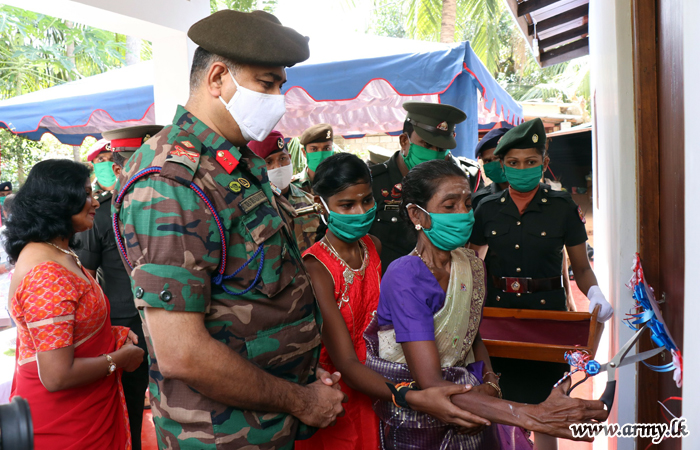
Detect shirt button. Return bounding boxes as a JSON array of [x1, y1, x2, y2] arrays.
[[135, 287, 144, 299], [516, 293, 521, 297], [516, 221, 521, 226], [516, 268, 521, 273], [542, 198, 548, 203], [492, 230, 497, 235], [540, 299, 546, 305], [391, 216, 398, 223], [541, 231, 547, 236], [544, 189, 549, 193], [500, 197, 506, 203], [515, 244, 520, 249], [160, 290, 173, 302], [496, 296, 501, 301]]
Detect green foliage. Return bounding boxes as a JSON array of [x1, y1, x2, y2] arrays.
[[0, 5, 131, 99], [210, 0, 278, 13], [369, 1, 408, 38], [0, 130, 74, 187]]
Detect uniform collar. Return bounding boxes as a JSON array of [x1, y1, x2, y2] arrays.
[[497, 183, 550, 218]]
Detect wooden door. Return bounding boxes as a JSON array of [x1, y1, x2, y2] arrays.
[[632, 0, 684, 448]]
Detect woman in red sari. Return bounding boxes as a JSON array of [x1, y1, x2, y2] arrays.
[[4, 159, 144, 450]]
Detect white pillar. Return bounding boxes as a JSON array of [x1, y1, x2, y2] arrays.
[[8, 0, 209, 123], [589, 1, 638, 449]]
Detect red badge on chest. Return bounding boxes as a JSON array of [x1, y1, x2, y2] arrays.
[[216, 149, 239, 174]]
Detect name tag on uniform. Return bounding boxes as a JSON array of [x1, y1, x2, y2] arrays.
[[239, 190, 268, 214], [384, 205, 400, 211]]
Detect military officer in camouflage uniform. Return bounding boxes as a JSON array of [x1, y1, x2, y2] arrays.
[[112, 10, 345, 450], [471, 125, 512, 210], [368, 101, 467, 273], [291, 123, 334, 194], [249, 130, 320, 253]]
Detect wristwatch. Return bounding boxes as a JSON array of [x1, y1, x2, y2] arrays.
[[103, 354, 117, 376]]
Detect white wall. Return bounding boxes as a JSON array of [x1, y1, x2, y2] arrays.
[[683, 0, 700, 447], [589, 0, 638, 449], [10, 0, 209, 123]]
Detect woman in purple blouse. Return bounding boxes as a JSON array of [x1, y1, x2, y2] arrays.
[[364, 160, 608, 449]]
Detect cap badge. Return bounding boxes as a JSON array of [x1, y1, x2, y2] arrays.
[[105, 143, 111, 151], [326, 130, 331, 139], [532, 134, 539, 143], [437, 121, 449, 131], [277, 138, 285, 149], [142, 134, 151, 144]]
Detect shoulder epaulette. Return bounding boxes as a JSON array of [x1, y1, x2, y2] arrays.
[[370, 162, 389, 177]]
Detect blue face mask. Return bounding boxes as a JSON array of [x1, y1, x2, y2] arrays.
[[412, 204, 475, 251], [321, 198, 377, 243]]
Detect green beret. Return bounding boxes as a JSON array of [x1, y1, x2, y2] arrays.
[[300, 124, 333, 145], [102, 125, 164, 153], [494, 118, 546, 156], [188, 10, 310, 67], [403, 102, 467, 150]]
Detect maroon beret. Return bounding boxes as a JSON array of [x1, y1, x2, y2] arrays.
[[248, 130, 287, 159]]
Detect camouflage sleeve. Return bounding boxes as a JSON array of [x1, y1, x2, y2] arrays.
[[120, 175, 220, 313]]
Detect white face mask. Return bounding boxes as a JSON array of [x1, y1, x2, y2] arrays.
[[268, 163, 294, 191], [218, 70, 287, 142]]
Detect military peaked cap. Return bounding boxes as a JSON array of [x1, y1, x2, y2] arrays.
[[494, 118, 546, 156], [403, 102, 467, 150], [102, 125, 164, 154], [188, 10, 310, 67], [475, 124, 513, 157], [300, 124, 333, 146]]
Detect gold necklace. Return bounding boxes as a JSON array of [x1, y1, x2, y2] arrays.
[[45, 241, 82, 268], [412, 248, 434, 273], [324, 237, 367, 273]]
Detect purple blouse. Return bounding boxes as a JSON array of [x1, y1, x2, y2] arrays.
[[377, 255, 446, 342]]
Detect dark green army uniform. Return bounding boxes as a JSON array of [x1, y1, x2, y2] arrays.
[[291, 168, 313, 194], [470, 119, 588, 404], [276, 181, 320, 253], [113, 106, 321, 450], [369, 102, 467, 274], [471, 182, 505, 210]]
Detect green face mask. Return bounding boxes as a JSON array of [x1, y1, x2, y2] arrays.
[[0, 197, 6, 206], [483, 160, 508, 184], [321, 199, 377, 243], [504, 165, 543, 192], [94, 161, 117, 189], [413, 204, 475, 251], [306, 150, 334, 172], [404, 143, 447, 171]]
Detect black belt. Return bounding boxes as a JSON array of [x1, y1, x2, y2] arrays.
[[491, 275, 562, 294]]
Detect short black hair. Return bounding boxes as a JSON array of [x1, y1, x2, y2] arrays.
[[3, 159, 91, 263], [312, 153, 372, 202], [400, 159, 467, 231], [402, 119, 414, 138], [312, 153, 373, 242], [2, 194, 15, 216], [190, 46, 241, 94]]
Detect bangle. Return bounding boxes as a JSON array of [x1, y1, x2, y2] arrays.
[[103, 354, 117, 377], [386, 381, 417, 409], [484, 371, 501, 380], [484, 381, 502, 399]]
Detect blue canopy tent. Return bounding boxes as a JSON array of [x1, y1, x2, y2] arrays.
[[0, 61, 155, 146], [280, 34, 523, 158], [0, 35, 521, 157]]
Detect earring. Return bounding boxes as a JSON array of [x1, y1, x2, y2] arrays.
[[415, 224, 422, 230]]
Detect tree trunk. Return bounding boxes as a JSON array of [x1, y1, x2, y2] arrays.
[[440, 0, 457, 43], [65, 21, 76, 81], [73, 146, 82, 162], [126, 36, 141, 66], [17, 159, 24, 186]]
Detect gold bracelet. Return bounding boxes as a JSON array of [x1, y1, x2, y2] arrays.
[[484, 381, 502, 399], [484, 371, 501, 380], [103, 353, 117, 377]]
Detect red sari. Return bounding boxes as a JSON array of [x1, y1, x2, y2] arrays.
[[10, 261, 131, 450], [297, 235, 381, 450]]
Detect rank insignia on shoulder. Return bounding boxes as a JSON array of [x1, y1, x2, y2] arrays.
[[578, 205, 586, 224], [167, 145, 200, 172], [181, 140, 195, 149], [238, 178, 251, 189], [228, 181, 242, 193], [381, 189, 389, 197], [216, 149, 239, 174]]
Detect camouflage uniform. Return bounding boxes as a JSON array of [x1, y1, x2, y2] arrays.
[[277, 183, 320, 253], [113, 106, 321, 450], [290, 168, 313, 194]]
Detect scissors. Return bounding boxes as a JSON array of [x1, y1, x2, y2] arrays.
[[595, 324, 664, 410]]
